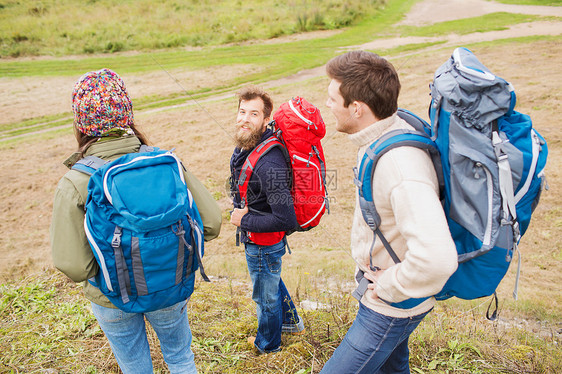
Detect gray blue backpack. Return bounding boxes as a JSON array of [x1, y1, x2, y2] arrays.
[[355, 48, 548, 317], [72, 146, 209, 313]]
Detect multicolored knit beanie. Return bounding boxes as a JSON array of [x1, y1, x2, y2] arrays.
[[72, 68, 134, 137]]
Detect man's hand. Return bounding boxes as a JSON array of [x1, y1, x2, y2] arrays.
[[230, 206, 249, 227], [364, 269, 384, 301]]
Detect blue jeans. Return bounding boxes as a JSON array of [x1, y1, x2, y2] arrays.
[[245, 240, 303, 353], [320, 303, 431, 374], [91, 300, 196, 374]]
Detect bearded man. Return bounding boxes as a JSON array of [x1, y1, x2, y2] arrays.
[[229, 86, 305, 354]]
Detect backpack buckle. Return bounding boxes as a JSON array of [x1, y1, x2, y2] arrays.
[[111, 226, 122, 248], [512, 221, 521, 244]]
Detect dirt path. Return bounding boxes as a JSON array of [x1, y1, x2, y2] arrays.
[[351, 21, 561, 51], [400, 0, 562, 25]]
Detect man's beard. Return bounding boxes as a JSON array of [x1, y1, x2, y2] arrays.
[[234, 125, 263, 150]]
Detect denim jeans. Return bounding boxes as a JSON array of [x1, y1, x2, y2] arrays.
[[245, 240, 303, 353], [320, 302, 431, 374], [91, 300, 197, 374]]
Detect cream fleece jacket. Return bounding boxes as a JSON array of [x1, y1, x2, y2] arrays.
[[349, 113, 458, 318]]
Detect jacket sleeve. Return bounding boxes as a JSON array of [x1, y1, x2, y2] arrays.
[[183, 168, 222, 241], [50, 175, 99, 283]]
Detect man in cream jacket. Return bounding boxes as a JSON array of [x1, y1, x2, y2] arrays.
[[320, 51, 458, 374]]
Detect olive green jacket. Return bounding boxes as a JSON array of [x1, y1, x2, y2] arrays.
[[50, 136, 222, 308]]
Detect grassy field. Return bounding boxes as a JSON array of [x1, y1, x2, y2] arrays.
[[1, 0, 556, 142], [0, 0, 561, 373], [0, 0, 385, 57]]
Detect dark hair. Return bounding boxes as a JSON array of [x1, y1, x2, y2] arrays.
[[236, 85, 273, 118], [326, 51, 401, 119], [74, 125, 149, 158]]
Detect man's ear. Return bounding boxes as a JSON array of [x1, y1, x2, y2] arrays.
[[352, 101, 363, 117], [351, 101, 378, 127], [262, 117, 271, 129]]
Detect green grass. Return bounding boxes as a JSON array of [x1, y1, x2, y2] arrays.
[[411, 303, 562, 373], [1, 271, 560, 373], [368, 40, 448, 55], [0, 112, 70, 132], [0, 0, 414, 78], [0, 38, 335, 78], [0, 273, 103, 372], [0, 0, 383, 58], [1, 2, 554, 81]]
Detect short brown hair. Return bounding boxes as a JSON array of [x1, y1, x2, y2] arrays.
[[236, 85, 273, 118], [326, 51, 400, 120]]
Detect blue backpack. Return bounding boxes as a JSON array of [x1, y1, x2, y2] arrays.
[[72, 146, 208, 313], [356, 48, 548, 316]]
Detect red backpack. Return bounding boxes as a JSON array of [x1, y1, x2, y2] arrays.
[[237, 97, 329, 246]]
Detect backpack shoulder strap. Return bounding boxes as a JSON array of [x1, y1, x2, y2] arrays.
[[71, 155, 107, 176], [397, 108, 431, 134], [355, 129, 440, 231], [355, 126, 442, 266], [139, 144, 159, 153], [351, 124, 440, 308], [237, 136, 285, 207]]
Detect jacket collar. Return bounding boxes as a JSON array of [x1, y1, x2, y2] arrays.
[[348, 112, 399, 148], [63, 136, 142, 169]]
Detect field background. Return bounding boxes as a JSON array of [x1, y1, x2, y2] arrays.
[[1, 0, 561, 373]]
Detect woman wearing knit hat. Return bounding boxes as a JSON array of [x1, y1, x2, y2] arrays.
[[50, 68, 222, 373]]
